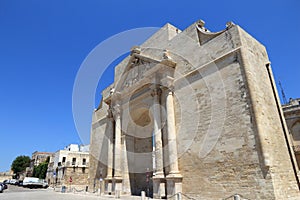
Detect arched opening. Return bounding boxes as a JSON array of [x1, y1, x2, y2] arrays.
[[122, 84, 158, 197]]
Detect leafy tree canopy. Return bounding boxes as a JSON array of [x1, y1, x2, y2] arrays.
[[33, 156, 50, 179], [11, 155, 30, 174]]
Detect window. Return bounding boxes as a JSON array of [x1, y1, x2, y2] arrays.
[[72, 158, 76, 165], [82, 167, 86, 174], [82, 158, 86, 165], [73, 166, 76, 172], [62, 157, 66, 163]]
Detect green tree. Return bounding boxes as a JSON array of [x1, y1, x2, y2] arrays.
[[11, 155, 30, 175], [32, 165, 39, 177], [38, 162, 48, 179], [33, 156, 49, 179]]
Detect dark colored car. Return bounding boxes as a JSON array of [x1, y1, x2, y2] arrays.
[[0, 182, 8, 193], [16, 180, 23, 186], [0, 183, 7, 190]]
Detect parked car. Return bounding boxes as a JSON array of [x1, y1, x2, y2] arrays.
[[9, 179, 17, 185], [39, 179, 48, 189], [23, 177, 48, 189], [0, 184, 3, 193], [41, 180, 48, 188], [16, 180, 23, 186], [0, 183, 8, 190]]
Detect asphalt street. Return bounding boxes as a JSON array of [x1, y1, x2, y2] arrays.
[[0, 185, 143, 200]]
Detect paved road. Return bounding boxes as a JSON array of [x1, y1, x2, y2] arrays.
[[0, 185, 142, 200]]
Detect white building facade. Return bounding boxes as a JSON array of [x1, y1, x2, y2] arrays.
[[46, 144, 89, 190]]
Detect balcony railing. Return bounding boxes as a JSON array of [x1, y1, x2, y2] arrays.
[[56, 161, 89, 167]]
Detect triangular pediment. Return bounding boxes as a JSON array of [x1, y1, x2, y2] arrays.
[[125, 52, 160, 73], [115, 52, 160, 92]]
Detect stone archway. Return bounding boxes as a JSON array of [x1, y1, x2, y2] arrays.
[[104, 47, 182, 198], [126, 106, 154, 197]]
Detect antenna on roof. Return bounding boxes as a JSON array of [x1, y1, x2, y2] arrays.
[[278, 80, 288, 104]]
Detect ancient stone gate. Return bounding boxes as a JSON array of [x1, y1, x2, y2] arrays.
[[89, 20, 300, 199]]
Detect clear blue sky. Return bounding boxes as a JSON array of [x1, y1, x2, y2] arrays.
[[0, 0, 299, 172]]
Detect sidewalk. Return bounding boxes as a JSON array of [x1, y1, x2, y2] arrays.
[[49, 187, 149, 200], [63, 193, 143, 200]]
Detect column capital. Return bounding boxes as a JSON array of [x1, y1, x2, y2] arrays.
[[107, 108, 114, 119], [151, 87, 162, 97], [165, 87, 175, 95], [161, 76, 175, 92], [112, 104, 121, 119]]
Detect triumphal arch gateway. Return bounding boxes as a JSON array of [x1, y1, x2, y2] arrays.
[[88, 20, 300, 199]]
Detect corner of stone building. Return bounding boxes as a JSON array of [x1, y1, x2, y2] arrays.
[[163, 22, 182, 40], [180, 20, 201, 44], [236, 26, 300, 199], [88, 101, 110, 192], [236, 25, 269, 61], [141, 22, 180, 49]]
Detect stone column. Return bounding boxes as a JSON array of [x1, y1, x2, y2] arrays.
[[166, 89, 180, 175], [112, 104, 122, 194], [121, 134, 131, 195], [165, 88, 182, 197], [105, 108, 114, 194], [151, 87, 165, 199]]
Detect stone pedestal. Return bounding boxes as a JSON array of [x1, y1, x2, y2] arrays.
[[112, 177, 123, 195], [104, 177, 113, 195], [153, 176, 166, 199], [166, 174, 182, 198]]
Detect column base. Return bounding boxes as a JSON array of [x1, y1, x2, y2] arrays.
[[112, 177, 122, 196], [153, 175, 166, 199], [167, 171, 182, 178], [166, 173, 182, 198], [104, 177, 113, 195]]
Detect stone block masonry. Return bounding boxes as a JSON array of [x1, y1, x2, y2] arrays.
[[89, 20, 300, 199]]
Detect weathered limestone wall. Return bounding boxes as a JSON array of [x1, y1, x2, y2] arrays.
[[61, 167, 89, 190], [88, 103, 109, 191], [176, 58, 271, 200], [0, 172, 13, 182], [172, 24, 299, 199], [172, 29, 275, 198], [89, 21, 300, 199], [238, 27, 299, 199]]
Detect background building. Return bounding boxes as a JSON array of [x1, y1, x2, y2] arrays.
[[283, 98, 300, 168], [0, 170, 13, 182], [26, 151, 53, 177], [46, 144, 89, 190]]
